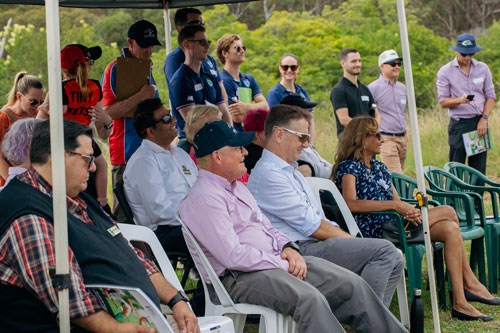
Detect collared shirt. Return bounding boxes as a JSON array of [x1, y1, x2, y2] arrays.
[[368, 75, 407, 134], [436, 57, 496, 120], [170, 64, 224, 138], [267, 82, 312, 111], [299, 146, 333, 179], [247, 149, 338, 242], [163, 46, 222, 86], [0, 168, 158, 319], [179, 169, 291, 280], [220, 69, 263, 132], [0, 166, 26, 191], [330, 77, 375, 136], [101, 47, 159, 165], [124, 140, 198, 230]]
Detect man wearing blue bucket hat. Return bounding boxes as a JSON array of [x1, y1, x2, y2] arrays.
[[436, 33, 496, 176]]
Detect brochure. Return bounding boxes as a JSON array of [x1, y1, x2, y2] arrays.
[[237, 87, 252, 103], [462, 128, 492, 157], [88, 284, 173, 333]]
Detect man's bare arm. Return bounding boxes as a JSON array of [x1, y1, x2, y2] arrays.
[[310, 220, 354, 241], [335, 108, 351, 126], [439, 94, 469, 109], [72, 311, 154, 333], [104, 85, 156, 119]]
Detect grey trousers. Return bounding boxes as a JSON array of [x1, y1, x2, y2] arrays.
[[222, 256, 406, 333], [299, 237, 404, 307]]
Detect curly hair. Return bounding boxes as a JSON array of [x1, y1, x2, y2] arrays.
[[2, 118, 43, 165]]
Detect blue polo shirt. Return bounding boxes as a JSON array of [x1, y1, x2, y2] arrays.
[[164, 46, 221, 86], [170, 64, 224, 138], [220, 69, 263, 132], [267, 82, 312, 111]]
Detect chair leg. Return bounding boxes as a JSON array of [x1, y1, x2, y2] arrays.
[[406, 246, 425, 301], [471, 238, 487, 287], [226, 313, 246, 333], [433, 248, 447, 310], [484, 225, 498, 293], [396, 274, 410, 328]]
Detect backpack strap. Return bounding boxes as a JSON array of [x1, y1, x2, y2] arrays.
[[1, 108, 17, 123]]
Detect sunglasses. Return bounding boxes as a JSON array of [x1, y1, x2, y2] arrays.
[[233, 45, 247, 53], [154, 113, 173, 126], [20, 92, 43, 106], [85, 56, 94, 65], [185, 19, 205, 27], [385, 61, 402, 67], [460, 53, 475, 57], [370, 132, 382, 139], [189, 39, 211, 47], [67, 151, 95, 168], [281, 65, 298, 72], [275, 126, 310, 143]]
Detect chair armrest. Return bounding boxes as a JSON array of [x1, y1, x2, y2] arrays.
[[357, 211, 409, 251]]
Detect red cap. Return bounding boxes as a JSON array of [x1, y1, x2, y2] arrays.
[[243, 109, 269, 132], [61, 45, 85, 69]]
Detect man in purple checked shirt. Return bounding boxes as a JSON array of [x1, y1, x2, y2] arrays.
[[436, 33, 496, 176], [368, 50, 408, 173]]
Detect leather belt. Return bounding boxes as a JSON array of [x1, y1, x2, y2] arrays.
[[380, 131, 406, 137]]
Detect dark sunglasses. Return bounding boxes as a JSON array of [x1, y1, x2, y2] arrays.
[[275, 126, 310, 143], [154, 113, 173, 126], [185, 19, 205, 27], [385, 61, 402, 67], [460, 52, 475, 57], [20, 92, 43, 106], [67, 151, 95, 168], [371, 132, 382, 139], [234, 45, 247, 53], [85, 56, 94, 65], [281, 65, 298, 72], [189, 39, 211, 47]]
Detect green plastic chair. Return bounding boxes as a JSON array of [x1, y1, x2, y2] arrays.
[[423, 166, 489, 290], [444, 162, 500, 293]]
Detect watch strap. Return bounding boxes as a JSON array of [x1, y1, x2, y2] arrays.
[[167, 290, 189, 309]]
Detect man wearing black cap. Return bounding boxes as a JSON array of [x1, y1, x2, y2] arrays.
[[179, 120, 406, 332], [437, 33, 496, 175], [101, 20, 162, 222]]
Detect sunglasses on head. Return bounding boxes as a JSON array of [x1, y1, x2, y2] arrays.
[[154, 113, 173, 126], [275, 126, 310, 143], [189, 39, 211, 47], [460, 52, 475, 57], [66, 151, 95, 169], [281, 64, 298, 72], [20, 92, 43, 106], [234, 45, 246, 53], [385, 61, 402, 67]]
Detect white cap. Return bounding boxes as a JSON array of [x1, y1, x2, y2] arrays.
[[378, 49, 402, 67]]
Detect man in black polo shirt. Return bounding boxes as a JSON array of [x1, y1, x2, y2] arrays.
[[330, 48, 380, 136]]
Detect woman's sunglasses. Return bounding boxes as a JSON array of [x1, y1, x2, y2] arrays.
[[20, 92, 43, 106], [281, 65, 298, 72]]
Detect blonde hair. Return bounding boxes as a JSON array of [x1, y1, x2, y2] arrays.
[[331, 116, 379, 182], [62, 62, 89, 99], [6, 72, 43, 107], [184, 105, 222, 142]]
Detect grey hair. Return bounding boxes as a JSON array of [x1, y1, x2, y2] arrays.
[[2, 118, 43, 165]]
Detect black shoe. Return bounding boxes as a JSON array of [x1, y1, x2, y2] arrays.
[[464, 289, 500, 305], [451, 308, 494, 322]]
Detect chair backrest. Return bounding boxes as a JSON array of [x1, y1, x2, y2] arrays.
[[444, 162, 485, 187], [391, 172, 419, 200], [305, 177, 362, 237], [113, 180, 136, 224], [177, 216, 237, 308]]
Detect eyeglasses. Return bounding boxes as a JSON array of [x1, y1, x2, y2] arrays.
[[234, 45, 246, 53], [67, 151, 95, 168], [154, 113, 173, 126], [385, 61, 402, 67], [460, 53, 475, 57], [370, 132, 382, 140], [281, 65, 298, 72], [85, 56, 94, 65], [274, 126, 310, 143], [20, 92, 43, 106], [188, 39, 211, 47], [185, 19, 205, 27]]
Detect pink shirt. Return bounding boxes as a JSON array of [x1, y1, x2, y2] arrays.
[[179, 169, 290, 281]]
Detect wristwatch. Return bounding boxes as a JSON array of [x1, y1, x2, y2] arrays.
[[482, 114, 489, 120], [283, 241, 301, 254], [167, 290, 189, 309], [104, 121, 113, 129]]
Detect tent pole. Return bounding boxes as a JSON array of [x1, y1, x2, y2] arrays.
[[163, 2, 171, 55], [396, 0, 440, 331], [45, 1, 70, 332]]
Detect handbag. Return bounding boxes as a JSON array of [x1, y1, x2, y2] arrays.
[[382, 220, 424, 246]]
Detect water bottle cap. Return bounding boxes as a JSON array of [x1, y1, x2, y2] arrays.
[[414, 289, 422, 296]]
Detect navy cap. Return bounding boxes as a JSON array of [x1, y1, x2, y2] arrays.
[[449, 33, 482, 54], [128, 20, 162, 48], [193, 121, 255, 158], [280, 93, 317, 109]]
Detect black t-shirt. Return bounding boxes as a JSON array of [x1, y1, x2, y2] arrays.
[[330, 77, 375, 136]]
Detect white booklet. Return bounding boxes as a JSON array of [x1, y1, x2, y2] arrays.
[[463, 128, 492, 157], [87, 284, 173, 333]]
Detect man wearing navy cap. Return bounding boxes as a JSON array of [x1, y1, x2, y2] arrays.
[[102, 20, 161, 222], [437, 33, 496, 175]]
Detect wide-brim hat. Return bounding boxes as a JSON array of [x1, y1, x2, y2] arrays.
[[193, 120, 255, 158], [449, 33, 482, 54]]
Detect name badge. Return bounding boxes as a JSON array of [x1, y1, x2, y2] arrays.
[[182, 165, 192, 175], [400, 98, 407, 105], [473, 77, 484, 84], [107, 225, 121, 237], [210, 69, 218, 77], [194, 83, 203, 91], [361, 95, 369, 102]]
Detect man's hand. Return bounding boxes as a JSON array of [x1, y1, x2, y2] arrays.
[[139, 84, 156, 100], [280, 248, 307, 280], [115, 323, 155, 333], [477, 117, 488, 138], [457, 94, 471, 105], [228, 97, 250, 117], [91, 104, 112, 126], [172, 301, 200, 333]]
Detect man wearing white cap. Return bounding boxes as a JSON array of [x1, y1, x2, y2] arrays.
[[368, 50, 407, 173]]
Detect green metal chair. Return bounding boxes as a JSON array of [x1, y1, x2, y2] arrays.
[[423, 166, 490, 290], [444, 162, 500, 293]]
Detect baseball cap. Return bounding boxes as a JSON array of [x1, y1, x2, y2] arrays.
[[280, 93, 317, 109], [60, 45, 86, 69], [67, 44, 102, 61], [449, 33, 482, 55], [193, 120, 255, 158], [378, 50, 403, 67], [243, 109, 269, 132], [128, 20, 162, 48]]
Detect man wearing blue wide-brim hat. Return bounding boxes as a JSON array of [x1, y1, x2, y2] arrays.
[[436, 33, 496, 177]]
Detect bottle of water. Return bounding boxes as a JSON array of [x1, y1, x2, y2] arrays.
[[410, 289, 424, 333]]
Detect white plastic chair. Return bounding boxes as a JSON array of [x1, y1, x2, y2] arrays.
[[117, 223, 235, 333], [305, 177, 410, 328], [177, 217, 298, 333]]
